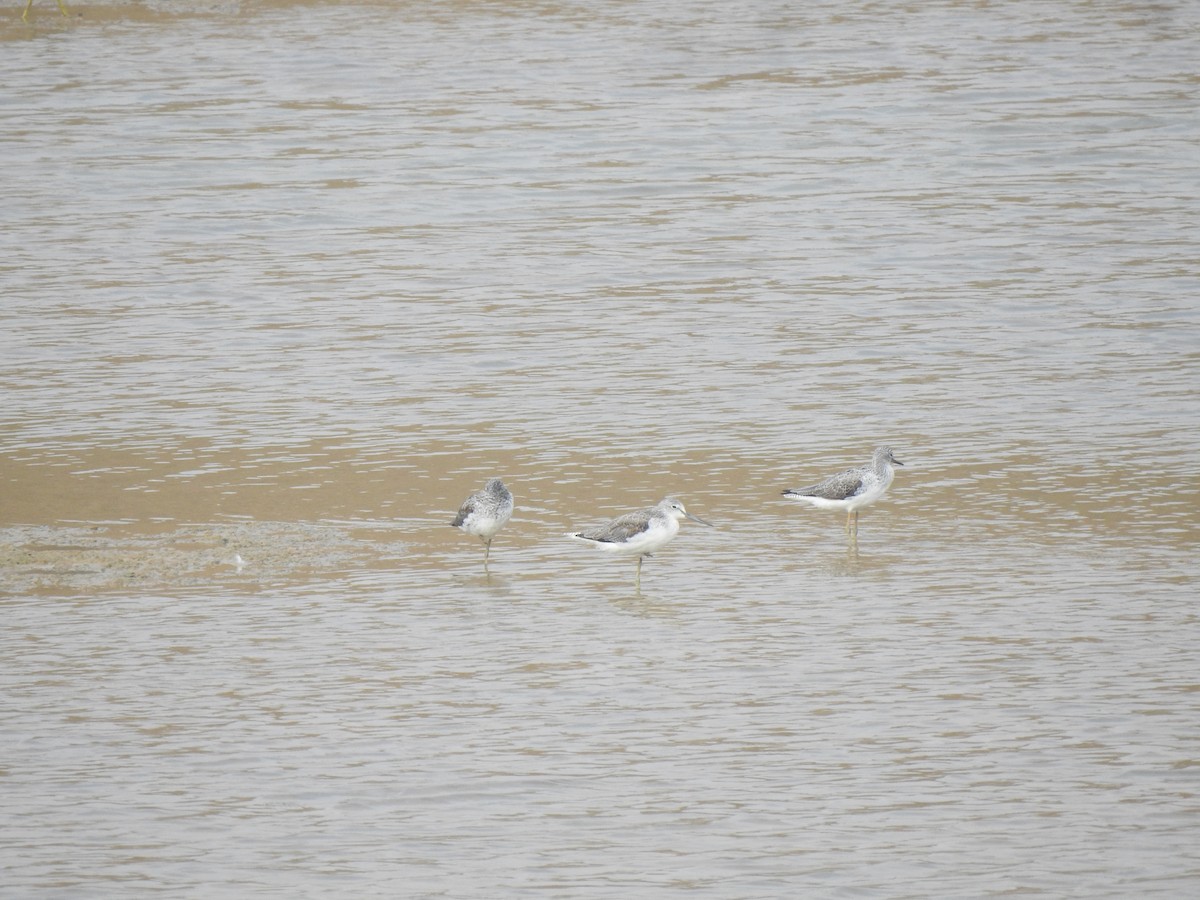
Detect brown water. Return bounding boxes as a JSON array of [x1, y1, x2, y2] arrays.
[[3, 1, 1199, 896]]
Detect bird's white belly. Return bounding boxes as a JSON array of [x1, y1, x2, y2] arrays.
[[591, 520, 678, 556], [845, 473, 893, 511], [793, 495, 853, 511], [462, 512, 506, 540]]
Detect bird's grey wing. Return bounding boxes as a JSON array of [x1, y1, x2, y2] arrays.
[[577, 510, 651, 543], [451, 494, 478, 527], [793, 467, 867, 501]]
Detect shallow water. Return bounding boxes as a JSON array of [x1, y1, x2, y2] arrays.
[[2, 1, 1199, 896]]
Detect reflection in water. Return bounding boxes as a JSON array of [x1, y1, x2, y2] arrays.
[[3, 0, 1199, 896], [839, 532, 862, 574], [608, 590, 685, 620]]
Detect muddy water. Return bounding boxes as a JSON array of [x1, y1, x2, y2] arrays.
[[3, 1, 1199, 896]]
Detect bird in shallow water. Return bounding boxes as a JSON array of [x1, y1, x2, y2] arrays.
[[782, 446, 904, 534], [450, 477, 513, 565], [570, 497, 711, 587]]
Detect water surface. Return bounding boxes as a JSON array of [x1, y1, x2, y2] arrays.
[[2, 1, 1198, 896]]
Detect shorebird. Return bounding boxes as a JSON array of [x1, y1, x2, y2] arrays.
[[570, 497, 711, 587], [782, 446, 903, 533], [450, 477, 513, 564]]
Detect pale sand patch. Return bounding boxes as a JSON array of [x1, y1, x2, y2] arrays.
[[0, 521, 384, 594]]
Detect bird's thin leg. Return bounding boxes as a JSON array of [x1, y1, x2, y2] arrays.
[[635, 555, 642, 589], [22, 0, 70, 22], [483, 538, 492, 564]]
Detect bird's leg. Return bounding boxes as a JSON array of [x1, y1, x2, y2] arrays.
[[483, 538, 492, 564], [635, 555, 642, 589], [22, 0, 70, 22]]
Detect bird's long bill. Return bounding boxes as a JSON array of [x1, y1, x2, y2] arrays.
[[894, 458, 905, 466], [686, 511, 713, 526]]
